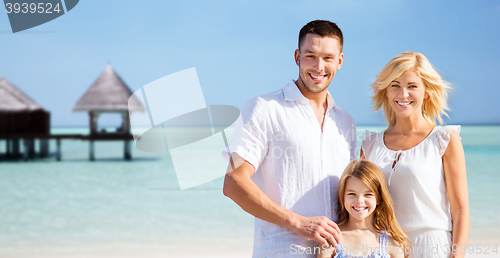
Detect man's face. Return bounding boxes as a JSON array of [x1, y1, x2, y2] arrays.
[[294, 33, 343, 94]]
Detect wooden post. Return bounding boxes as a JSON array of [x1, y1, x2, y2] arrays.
[[23, 139, 28, 161], [89, 112, 93, 134], [124, 140, 131, 160], [122, 112, 130, 134], [56, 138, 61, 161], [123, 112, 131, 160], [12, 139, 20, 157], [40, 139, 49, 158], [6, 140, 11, 158], [90, 111, 100, 135], [28, 139, 35, 158], [90, 112, 96, 135], [89, 140, 95, 161]]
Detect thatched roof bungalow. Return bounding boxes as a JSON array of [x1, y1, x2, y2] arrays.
[[73, 65, 145, 135], [0, 77, 50, 135]]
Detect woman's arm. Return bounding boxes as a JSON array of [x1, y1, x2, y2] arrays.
[[442, 131, 470, 258]]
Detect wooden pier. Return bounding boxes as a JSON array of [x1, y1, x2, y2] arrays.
[[0, 134, 134, 161], [1, 66, 145, 162]]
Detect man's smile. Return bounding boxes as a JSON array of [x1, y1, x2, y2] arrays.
[[309, 73, 327, 81]]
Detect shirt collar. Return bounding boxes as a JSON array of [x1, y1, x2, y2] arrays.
[[284, 80, 336, 111]]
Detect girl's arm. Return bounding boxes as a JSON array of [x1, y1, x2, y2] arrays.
[[316, 242, 334, 258], [443, 131, 470, 258]]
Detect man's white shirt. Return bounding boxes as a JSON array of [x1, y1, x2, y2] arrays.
[[224, 80, 356, 257]]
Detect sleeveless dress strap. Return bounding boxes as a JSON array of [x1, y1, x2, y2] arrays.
[[435, 125, 461, 156], [361, 130, 380, 158], [379, 230, 389, 254], [334, 243, 346, 258]]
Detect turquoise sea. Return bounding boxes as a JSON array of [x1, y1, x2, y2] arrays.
[[0, 126, 499, 257]]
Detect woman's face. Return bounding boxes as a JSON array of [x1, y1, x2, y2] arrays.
[[386, 70, 428, 120]]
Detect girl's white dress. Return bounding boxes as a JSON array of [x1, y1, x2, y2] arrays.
[[362, 125, 460, 258]]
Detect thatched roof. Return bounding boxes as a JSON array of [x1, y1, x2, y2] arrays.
[[73, 65, 145, 112], [0, 77, 46, 112]]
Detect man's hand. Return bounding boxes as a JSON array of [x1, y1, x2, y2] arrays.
[[291, 215, 342, 247]]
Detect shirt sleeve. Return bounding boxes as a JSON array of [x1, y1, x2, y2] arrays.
[[436, 125, 461, 156], [222, 97, 269, 172], [332, 106, 357, 160], [361, 130, 379, 159], [349, 119, 357, 160]]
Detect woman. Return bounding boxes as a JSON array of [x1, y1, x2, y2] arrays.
[[361, 52, 469, 258]]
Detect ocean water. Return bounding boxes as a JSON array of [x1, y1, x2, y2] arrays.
[[0, 125, 498, 256]]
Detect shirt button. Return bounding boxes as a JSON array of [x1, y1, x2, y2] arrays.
[[327, 212, 330, 215], [325, 186, 328, 190]]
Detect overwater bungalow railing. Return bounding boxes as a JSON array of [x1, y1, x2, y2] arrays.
[[0, 133, 134, 161]]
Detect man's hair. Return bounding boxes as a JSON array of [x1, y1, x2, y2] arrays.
[[298, 20, 344, 52]]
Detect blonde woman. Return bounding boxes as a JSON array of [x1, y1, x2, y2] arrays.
[[361, 52, 469, 258]]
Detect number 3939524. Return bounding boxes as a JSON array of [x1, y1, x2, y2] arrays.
[[5, 2, 62, 14]]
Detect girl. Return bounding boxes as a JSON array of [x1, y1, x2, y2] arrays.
[[317, 160, 409, 258], [362, 52, 469, 258]]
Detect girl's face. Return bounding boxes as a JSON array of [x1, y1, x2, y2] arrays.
[[344, 177, 377, 222]]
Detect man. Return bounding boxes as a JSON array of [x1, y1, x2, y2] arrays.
[[223, 20, 356, 257]]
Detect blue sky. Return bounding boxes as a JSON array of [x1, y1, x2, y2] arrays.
[[1, 0, 499, 126]]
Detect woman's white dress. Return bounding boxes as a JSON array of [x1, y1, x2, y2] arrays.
[[362, 125, 460, 258]]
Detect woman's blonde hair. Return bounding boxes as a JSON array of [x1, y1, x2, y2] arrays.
[[336, 160, 410, 256], [371, 52, 451, 127]]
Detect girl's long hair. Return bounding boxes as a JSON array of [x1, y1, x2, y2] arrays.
[[336, 160, 410, 256]]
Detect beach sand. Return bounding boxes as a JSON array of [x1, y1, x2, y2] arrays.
[[2, 238, 499, 258], [463, 238, 500, 258], [0, 242, 254, 258], [0, 238, 498, 258]]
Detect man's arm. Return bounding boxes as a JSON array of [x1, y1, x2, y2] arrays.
[[223, 152, 342, 247]]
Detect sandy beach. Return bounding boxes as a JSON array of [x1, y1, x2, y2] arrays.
[[0, 243, 254, 258], [1, 236, 498, 258]]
